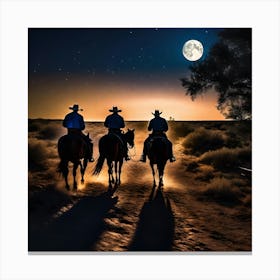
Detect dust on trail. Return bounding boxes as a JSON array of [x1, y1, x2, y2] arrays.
[[31, 157, 250, 252], [28, 120, 251, 252]]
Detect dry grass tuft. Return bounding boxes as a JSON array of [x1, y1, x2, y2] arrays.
[[195, 165, 215, 182], [182, 127, 226, 155], [202, 177, 242, 204], [199, 146, 251, 170]]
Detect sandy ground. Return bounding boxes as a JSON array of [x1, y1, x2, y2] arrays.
[[28, 120, 251, 252]]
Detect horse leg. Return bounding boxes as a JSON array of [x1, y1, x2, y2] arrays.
[[108, 161, 113, 189], [114, 161, 118, 186], [159, 162, 166, 188], [73, 161, 79, 190], [61, 161, 70, 190], [118, 160, 123, 186], [150, 162, 156, 187], [81, 159, 88, 184]]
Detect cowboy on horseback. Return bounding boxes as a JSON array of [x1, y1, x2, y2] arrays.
[[140, 110, 176, 163], [104, 106, 130, 161], [63, 104, 94, 162]]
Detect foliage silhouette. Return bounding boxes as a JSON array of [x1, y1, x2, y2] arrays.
[[181, 29, 251, 120]]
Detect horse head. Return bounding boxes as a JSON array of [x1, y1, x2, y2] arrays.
[[125, 128, 135, 148]]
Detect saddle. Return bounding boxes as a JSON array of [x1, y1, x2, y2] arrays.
[[108, 132, 125, 147], [149, 131, 167, 142]]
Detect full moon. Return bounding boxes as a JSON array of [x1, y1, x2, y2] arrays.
[[182, 39, 203, 61]]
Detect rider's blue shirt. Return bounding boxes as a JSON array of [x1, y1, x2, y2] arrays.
[[63, 112, 85, 130], [148, 116, 168, 132], [104, 113, 125, 129]]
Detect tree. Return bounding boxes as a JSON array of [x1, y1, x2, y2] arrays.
[[180, 29, 252, 120]]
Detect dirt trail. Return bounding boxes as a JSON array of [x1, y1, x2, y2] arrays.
[[29, 159, 251, 251]]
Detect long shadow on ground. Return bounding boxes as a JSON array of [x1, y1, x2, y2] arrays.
[[29, 191, 118, 251], [129, 186, 175, 251]]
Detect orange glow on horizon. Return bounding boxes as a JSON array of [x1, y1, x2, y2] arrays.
[[29, 76, 224, 121]]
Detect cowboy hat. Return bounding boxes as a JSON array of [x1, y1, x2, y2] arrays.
[[109, 106, 122, 113], [152, 110, 162, 116], [69, 104, 83, 111]]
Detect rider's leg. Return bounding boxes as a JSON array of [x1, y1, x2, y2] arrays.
[[168, 139, 176, 162], [140, 137, 149, 162], [81, 133, 94, 162]]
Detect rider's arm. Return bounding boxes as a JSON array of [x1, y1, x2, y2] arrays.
[[163, 119, 168, 132], [80, 116, 85, 130], [148, 120, 152, 131], [120, 116, 125, 128], [62, 114, 68, 127], [104, 116, 109, 128]]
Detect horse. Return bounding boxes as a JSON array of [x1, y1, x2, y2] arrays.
[[93, 129, 135, 191], [57, 133, 90, 190], [147, 136, 169, 188]]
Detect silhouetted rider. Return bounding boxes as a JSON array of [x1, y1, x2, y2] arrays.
[[104, 106, 130, 161], [140, 110, 176, 163], [63, 104, 94, 162]]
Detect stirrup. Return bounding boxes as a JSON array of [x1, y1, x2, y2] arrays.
[[170, 156, 176, 162]]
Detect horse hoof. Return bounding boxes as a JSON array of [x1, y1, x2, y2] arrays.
[[65, 185, 70, 191]]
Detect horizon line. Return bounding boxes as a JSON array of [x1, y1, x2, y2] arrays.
[[28, 118, 241, 122]]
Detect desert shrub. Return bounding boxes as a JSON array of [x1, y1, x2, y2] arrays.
[[38, 125, 63, 140], [224, 131, 242, 148], [238, 146, 252, 165], [170, 122, 195, 138], [186, 161, 199, 172], [182, 127, 226, 155], [243, 195, 252, 207], [202, 177, 242, 204], [28, 141, 48, 170], [28, 140, 57, 171], [224, 121, 252, 147], [200, 147, 238, 170], [195, 165, 215, 181], [199, 146, 251, 170], [28, 120, 42, 132]]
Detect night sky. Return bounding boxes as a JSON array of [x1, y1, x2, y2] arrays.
[[28, 28, 224, 121]]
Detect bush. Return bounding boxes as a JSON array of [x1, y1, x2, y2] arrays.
[[203, 177, 242, 204], [38, 125, 64, 140], [182, 127, 226, 155], [195, 165, 214, 181], [185, 161, 199, 172], [199, 146, 251, 170]]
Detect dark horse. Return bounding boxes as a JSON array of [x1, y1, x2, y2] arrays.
[[147, 137, 169, 188], [57, 133, 90, 190], [93, 129, 135, 191]]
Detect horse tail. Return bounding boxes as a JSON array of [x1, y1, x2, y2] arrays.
[[93, 155, 105, 175]]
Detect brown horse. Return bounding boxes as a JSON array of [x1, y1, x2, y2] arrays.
[[93, 129, 135, 191], [147, 137, 169, 188], [57, 133, 90, 190]]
